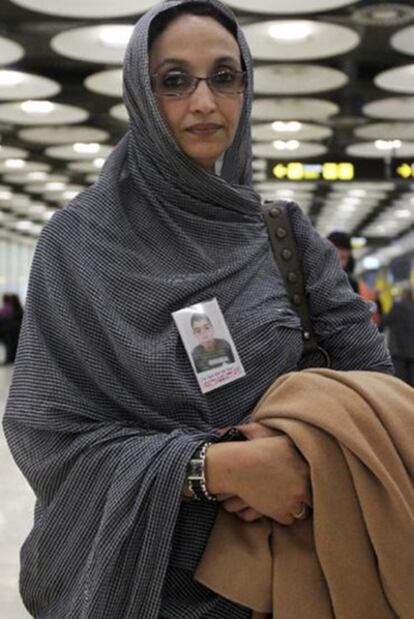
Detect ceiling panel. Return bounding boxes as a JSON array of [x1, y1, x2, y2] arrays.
[[0, 0, 413, 259]]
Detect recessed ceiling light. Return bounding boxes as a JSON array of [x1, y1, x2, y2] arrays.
[[93, 158, 106, 168], [272, 140, 300, 150], [268, 21, 315, 42], [5, 159, 26, 169], [27, 172, 48, 180], [73, 142, 101, 154], [395, 209, 412, 218], [20, 100, 55, 114], [0, 190, 12, 200], [362, 257, 380, 269], [45, 182, 66, 191], [348, 189, 367, 197], [63, 191, 80, 200], [374, 139, 402, 150], [353, 3, 414, 26], [0, 70, 25, 87], [15, 220, 32, 231], [98, 25, 134, 48], [272, 121, 302, 132]]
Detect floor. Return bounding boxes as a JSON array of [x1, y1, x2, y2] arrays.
[[0, 365, 33, 618]]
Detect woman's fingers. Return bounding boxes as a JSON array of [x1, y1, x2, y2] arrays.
[[222, 496, 248, 512], [235, 508, 264, 523]]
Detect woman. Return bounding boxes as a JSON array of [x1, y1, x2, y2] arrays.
[[3, 1, 392, 617]]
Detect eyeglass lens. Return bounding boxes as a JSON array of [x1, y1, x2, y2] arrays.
[[152, 70, 246, 97]]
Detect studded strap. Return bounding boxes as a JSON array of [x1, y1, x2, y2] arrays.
[[261, 201, 330, 364]]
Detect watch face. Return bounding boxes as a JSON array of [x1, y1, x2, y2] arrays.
[[187, 458, 204, 481]]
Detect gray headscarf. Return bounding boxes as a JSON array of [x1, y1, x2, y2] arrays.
[[3, 0, 392, 617]]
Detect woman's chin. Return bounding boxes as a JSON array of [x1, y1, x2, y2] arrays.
[[186, 147, 225, 172]]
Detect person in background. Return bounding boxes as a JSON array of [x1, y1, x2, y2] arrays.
[[327, 230, 359, 293], [383, 288, 414, 387], [0, 293, 23, 364], [0, 294, 14, 319]]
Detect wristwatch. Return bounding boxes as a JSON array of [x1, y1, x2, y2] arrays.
[[186, 442, 217, 503], [186, 427, 246, 503]]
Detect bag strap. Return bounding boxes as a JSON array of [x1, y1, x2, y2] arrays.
[[261, 200, 330, 366]]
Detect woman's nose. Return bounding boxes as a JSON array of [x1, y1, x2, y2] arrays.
[[188, 79, 217, 113]]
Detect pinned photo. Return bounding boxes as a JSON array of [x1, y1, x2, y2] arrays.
[[172, 298, 246, 394]]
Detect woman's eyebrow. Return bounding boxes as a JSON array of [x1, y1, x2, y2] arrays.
[[153, 58, 191, 72], [153, 55, 241, 73], [212, 56, 240, 65]]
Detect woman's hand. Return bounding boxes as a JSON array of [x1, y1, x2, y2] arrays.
[[215, 422, 284, 522], [206, 434, 311, 525], [231, 435, 311, 525]]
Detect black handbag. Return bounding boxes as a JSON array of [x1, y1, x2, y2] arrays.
[[261, 201, 331, 368]]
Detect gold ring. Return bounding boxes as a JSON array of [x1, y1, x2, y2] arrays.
[[292, 503, 309, 520]]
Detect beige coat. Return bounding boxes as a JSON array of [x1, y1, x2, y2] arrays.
[[195, 369, 414, 619]]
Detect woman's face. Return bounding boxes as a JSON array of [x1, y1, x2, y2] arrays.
[[149, 14, 244, 172]]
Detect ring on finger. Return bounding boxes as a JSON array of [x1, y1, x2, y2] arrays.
[[292, 503, 310, 520]]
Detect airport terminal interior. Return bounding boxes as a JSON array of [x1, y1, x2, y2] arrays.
[[1, 0, 414, 616]]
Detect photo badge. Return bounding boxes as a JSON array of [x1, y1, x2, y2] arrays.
[[172, 298, 245, 394]]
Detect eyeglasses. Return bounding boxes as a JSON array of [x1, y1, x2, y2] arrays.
[[151, 69, 247, 98]]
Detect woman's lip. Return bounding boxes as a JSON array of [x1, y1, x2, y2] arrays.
[[186, 124, 222, 134]]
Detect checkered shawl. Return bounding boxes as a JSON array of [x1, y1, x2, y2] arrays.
[[3, 1, 393, 617]]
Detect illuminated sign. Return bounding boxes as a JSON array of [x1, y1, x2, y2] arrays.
[[266, 159, 414, 181], [396, 163, 414, 179], [271, 162, 355, 182]]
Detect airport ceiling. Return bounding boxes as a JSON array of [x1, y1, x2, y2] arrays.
[[0, 0, 414, 266]]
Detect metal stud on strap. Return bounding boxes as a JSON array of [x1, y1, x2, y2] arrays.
[[276, 227, 287, 239], [270, 207, 281, 218]]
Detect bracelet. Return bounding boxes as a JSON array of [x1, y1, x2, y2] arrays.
[[186, 442, 217, 503]]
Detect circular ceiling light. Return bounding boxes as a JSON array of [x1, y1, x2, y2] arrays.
[[253, 141, 327, 159], [375, 64, 414, 94], [85, 174, 100, 184], [24, 178, 70, 194], [354, 122, 414, 140], [252, 122, 332, 142], [242, 20, 359, 61], [254, 64, 348, 95], [45, 144, 113, 161], [347, 141, 414, 158], [9, 0, 158, 18], [0, 36, 24, 66], [68, 160, 108, 173], [0, 101, 88, 125], [363, 97, 414, 120], [391, 25, 414, 56], [18, 126, 109, 145], [252, 98, 339, 121], [0, 70, 60, 101], [51, 25, 134, 64], [353, 3, 414, 26], [0, 161, 50, 175], [84, 69, 123, 97], [43, 184, 85, 201], [4, 172, 50, 185], [226, 0, 361, 14], [109, 103, 129, 123], [0, 146, 29, 160]]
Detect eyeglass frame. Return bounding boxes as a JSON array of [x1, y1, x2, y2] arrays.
[[150, 70, 247, 98]]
